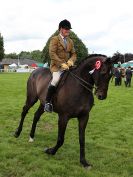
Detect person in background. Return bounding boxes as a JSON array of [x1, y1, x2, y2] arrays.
[[123, 67, 127, 87], [125, 66, 132, 87], [114, 66, 122, 86]]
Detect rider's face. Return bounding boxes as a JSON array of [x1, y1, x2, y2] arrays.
[[60, 28, 70, 37]]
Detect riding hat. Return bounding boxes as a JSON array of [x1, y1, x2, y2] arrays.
[[59, 19, 72, 30]]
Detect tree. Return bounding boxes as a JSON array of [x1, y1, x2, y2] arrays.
[[112, 52, 133, 63], [42, 30, 88, 65], [5, 50, 43, 62], [5, 53, 18, 59], [19, 51, 32, 59], [0, 33, 4, 61], [31, 50, 43, 62]]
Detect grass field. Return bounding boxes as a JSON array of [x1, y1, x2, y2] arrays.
[[0, 73, 133, 177]]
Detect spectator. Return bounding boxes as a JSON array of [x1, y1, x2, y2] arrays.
[[125, 66, 132, 87], [114, 66, 122, 86], [123, 67, 127, 86]]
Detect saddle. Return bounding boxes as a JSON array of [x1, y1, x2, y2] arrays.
[[51, 66, 77, 91]]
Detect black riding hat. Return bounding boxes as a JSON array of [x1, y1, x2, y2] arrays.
[[59, 19, 72, 30]]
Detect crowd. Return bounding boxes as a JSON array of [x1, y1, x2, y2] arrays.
[[113, 66, 132, 87]]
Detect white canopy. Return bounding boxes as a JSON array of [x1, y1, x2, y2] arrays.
[[19, 64, 28, 68], [9, 63, 17, 68]]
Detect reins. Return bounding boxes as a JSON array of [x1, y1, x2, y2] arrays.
[[68, 70, 97, 93], [63, 56, 104, 93]]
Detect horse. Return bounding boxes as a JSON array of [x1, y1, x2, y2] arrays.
[[14, 54, 114, 168]]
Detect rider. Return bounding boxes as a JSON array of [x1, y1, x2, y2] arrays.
[[44, 19, 77, 112]]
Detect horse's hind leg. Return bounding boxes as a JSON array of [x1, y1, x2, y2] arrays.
[[29, 103, 44, 142], [14, 95, 38, 138], [45, 114, 68, 155]]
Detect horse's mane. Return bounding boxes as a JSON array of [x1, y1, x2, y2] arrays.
[[76, 54, 107, 67]]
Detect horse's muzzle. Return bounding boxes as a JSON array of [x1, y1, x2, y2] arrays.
[[95, 89, 107, 100], [97, 94, 106, 100]]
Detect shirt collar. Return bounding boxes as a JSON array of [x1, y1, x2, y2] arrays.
[[59, 33, 67, 40]]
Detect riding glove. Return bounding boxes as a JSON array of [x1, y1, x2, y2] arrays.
[[61, 63, 69, 70], [67, 60, 74, 67]]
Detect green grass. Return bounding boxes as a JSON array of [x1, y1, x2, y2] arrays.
[[0, 73, 133, 177]]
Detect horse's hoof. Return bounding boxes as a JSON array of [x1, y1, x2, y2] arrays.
[[44, 147, 55, 155], [14, 133, 18, 138], [44, 147, 52, 154], [85, 165, 92, 170], [29, 137, 34, 143], [14, 130, 20, 138], [80, 160, 92, 169]]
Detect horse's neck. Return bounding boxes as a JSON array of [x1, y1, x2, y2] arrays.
[[76, 59, 94, 74], [75, 60, 94, 87]]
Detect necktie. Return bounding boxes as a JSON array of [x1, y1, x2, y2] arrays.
[[63, 38, 67, 49]]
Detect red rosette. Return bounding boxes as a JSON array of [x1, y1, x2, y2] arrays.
[[95, 60, 102, 70]]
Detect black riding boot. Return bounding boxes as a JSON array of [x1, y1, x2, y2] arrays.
[[44, 85, 56, 112]]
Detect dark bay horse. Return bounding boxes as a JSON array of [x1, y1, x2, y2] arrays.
[[14, 54, 114, 168]]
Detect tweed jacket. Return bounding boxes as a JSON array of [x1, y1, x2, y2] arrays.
[[49, 35, 77, 72]]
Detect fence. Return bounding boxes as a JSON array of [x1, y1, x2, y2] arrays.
[[0, 68, 35, 73]]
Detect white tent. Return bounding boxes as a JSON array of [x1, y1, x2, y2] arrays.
[[19, 64, 28, 68], [9, 63, 17, 68], [43, 63, 48, 68]]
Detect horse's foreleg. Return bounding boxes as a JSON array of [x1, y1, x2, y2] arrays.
[[29, 104, 44, 142], [78, 114, 91, 168], [45, 114, 68, 155]]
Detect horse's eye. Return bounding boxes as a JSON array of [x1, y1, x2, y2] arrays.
[[100, 65, 107, 74], [100, 69, 107, 74]]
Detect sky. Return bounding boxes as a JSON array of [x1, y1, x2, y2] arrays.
[[0, 0, 133, 56]]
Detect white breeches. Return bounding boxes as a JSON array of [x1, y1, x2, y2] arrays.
[[51, 71, 62, 86]]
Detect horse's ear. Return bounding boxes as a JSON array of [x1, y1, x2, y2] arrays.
[[105, 57, 113, 64], [107, 56, 119, 64]]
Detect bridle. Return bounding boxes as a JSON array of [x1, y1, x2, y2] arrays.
[[68, 60, 102, 93]]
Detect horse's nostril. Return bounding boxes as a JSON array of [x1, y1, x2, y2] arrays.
[[98, 95, 104, 100], [98, 94, 107, 100]]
